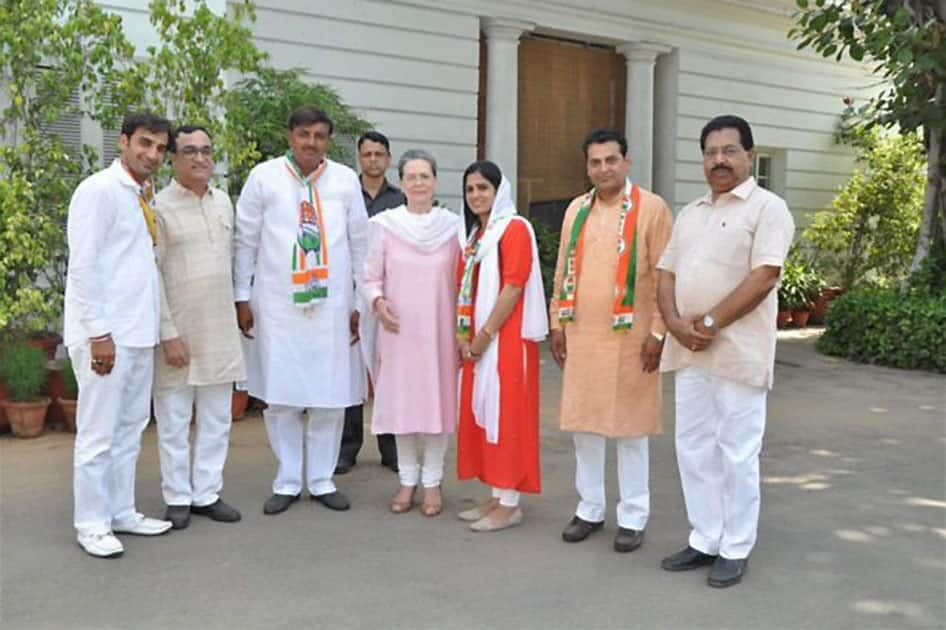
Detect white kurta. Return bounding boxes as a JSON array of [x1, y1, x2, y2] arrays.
[[233, 157, 368, 408]]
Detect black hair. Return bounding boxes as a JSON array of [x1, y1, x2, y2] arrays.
[[461, 160, 503, 236], [699, 115, 754, 151], [287, 106, 334, 134], [168, 125, 212, 153], [582, 128, 627, 158], [357, 130, 391, 153], [120, 112, 171, 140]]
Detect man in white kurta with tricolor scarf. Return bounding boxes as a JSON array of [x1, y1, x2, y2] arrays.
[[234, 107, 368, 516]]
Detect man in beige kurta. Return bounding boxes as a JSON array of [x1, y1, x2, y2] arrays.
[[153, 126, 246, 529], [549, 129, 673, 552]]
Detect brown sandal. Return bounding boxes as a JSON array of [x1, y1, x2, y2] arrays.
[[390, 486, 416, 514], [420, 486, 443, 517]]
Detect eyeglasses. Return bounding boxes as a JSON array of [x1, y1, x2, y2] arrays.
[[179, 146, 214, 158], [702, 146, 744, 160]]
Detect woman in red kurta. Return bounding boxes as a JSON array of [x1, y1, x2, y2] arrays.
[[456, 160, 547, 532]]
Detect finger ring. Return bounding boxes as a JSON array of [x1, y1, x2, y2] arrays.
[[92, 359, 104, 365]]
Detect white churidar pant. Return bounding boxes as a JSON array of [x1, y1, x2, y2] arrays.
[[491, 487, 520, 507], [153, 382, 233, 507], [573, 432, 650, 529], [263, 405, 344, 496], [675, 366, 767, 560], [395, 433, 448, 488], [71, 343, 154, 536]]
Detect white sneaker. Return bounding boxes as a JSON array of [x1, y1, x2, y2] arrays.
[[112, 514, 172, 536], [77, 532, 124, 558]]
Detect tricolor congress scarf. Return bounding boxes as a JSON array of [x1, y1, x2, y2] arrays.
[[284, 152, 329, 308], [558, 179, 641, 331]]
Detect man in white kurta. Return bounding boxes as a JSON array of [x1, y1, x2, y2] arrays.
[[64, 112, 174, 558], [153, 126, 246, 529], [657, 115, 795, 588], [234, 107, 368, 515]]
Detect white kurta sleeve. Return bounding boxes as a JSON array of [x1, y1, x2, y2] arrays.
[[66, 182, 114, 339], [154, 210, 179, 341], [233, 169, 264, 302], [361, 220, 385, 306], [346, 171, 370, 300]]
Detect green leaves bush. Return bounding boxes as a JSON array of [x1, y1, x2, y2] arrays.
[[817, 288, 946, 373], [0, 344, 49, 401]]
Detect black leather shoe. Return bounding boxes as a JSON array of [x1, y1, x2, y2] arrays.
[[191, 499, 242, 523], [334, 459, 355, 475], [263, 493, 300, 515], [708, 557, 747, 588], [561, 515, 604, 543], [661, 546, 718, 571], [312, 490, 350, 511], [613, 527, 644, 553], [165, 505, 191, 529]]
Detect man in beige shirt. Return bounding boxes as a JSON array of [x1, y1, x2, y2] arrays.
[[549, 129, 673, 553], [153, 126, 246, 529], [657, 115, 795, 588]]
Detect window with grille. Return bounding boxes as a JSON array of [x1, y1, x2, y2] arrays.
[[754, 153, 772, 190]]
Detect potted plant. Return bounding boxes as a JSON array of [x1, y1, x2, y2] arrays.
[[57, 358, 79, 432], [0, 344, 52, 437], [779, 260, 823, 328]]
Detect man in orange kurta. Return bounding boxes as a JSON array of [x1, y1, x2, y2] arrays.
[[549, 129, 673, 553]]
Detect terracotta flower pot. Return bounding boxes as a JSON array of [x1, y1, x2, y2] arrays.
[[45, 366, 66, 426], [0, 381, 9, 434], [26, 333, 62, 361], [232, 390, 249, 421], [791, 309, 812, 328], [58, 398, 77, 433], [2, 398, 51, 438], [777, 310, 792, 329]]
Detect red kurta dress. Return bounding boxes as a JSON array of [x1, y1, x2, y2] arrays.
[[457, 220, 541, 493]]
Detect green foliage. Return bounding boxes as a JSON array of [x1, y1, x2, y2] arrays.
[[778, 254, 825, 310], [0, 0, 138, 337], [0, 344, 49, 401], [529, 218, 560, 303], [817, 287, 946, 373], [61, 358, 78, 399], [802, 128, 924, 290], [224, 67, 372, 195]]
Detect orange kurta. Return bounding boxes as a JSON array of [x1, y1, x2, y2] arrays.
[[457, 220, 541, 493], [549, 188, 673, 438]]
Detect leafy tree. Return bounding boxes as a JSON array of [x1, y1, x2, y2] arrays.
[[0, 0, 138, 338], [803, 127, 925, 289], [789, 0, 946, 272], [224, 67, 372, 195]]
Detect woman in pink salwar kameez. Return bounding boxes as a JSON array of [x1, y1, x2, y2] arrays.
[[360, 149, 461, 517]]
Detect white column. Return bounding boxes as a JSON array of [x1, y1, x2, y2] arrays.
[[617, 42, 672, 191], [482, 17, 534, 192]]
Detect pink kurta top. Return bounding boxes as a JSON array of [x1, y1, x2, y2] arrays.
[[362, 225, 460, 435]]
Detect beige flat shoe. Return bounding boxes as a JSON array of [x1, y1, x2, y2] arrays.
[[470, 507, 523, 532], [420, 486, 443, 517], [457, 502, 495, 522]]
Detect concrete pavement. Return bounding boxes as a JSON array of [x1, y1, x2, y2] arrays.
[[1, 332, 944, 629]]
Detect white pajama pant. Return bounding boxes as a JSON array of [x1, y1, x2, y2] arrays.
[[153, 382, 233, 507], [395, 433, 448, 488], [675, 366, 767, 560], [573, 432, 650, 530], [70, 344, 154, 536], [264, 405, 344, 496], [491, 487, 520, 508]]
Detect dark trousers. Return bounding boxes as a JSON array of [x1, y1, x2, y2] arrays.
[[338, 404, 397, 466]]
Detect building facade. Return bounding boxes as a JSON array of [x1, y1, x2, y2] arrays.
[[96, 0, 875, 221]]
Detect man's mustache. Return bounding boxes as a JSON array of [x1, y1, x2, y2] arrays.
[[711, 165, 732, 174]]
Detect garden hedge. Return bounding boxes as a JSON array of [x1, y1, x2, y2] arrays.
[[817, 288, 946, 373]]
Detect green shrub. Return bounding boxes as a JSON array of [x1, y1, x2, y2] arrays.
[[817, 288, 946, 373], [529, 218, 560, 304], [778, 257, 824, 310], [0, 344, 49, 401], [61, 358, 78, 399]]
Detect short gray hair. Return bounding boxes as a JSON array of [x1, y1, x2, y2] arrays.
[[397, 149, 438, 179]]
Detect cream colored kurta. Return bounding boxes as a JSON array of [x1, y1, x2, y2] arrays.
[[549, 187, 673, 438], [153, 180, 246, 392]]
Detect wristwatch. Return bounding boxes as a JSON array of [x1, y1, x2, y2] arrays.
[[702, 314, 720, 334]]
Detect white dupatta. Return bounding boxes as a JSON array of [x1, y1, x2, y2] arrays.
[[459, 177, 548, 444]]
